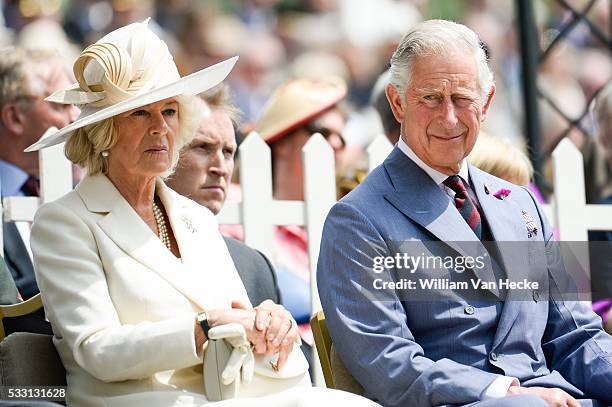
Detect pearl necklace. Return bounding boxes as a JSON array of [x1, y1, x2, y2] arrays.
[[153, 200, 172, 250]]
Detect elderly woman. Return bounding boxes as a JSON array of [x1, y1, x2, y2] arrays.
[[27, 21, 375, 407]]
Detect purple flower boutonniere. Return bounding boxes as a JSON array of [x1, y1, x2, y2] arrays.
[[493, 188, 511, 200]]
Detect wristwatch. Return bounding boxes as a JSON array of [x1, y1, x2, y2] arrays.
[[197, 310, 211, 339]]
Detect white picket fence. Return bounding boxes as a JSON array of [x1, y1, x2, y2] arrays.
[[2, 133, 612, 386]]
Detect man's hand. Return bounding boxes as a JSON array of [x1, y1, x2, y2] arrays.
[[507, 385, 580, 407]]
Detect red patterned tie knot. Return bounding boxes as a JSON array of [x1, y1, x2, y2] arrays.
[[444, 176, 469, 200]]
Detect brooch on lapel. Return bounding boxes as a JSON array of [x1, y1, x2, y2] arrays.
[[493, 188, 511, 200], [484, 183, 492, 194], [522, 210, 538, 238], [181, 215, 197, 233]]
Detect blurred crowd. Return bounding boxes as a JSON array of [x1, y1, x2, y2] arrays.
[[0, 0, 609, 201]]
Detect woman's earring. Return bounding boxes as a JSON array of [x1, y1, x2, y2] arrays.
[[101, 151, 109, 157]]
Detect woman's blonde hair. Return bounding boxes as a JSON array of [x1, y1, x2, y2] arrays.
[[65, 94, 203, 177], [468, 133, 533, 186]]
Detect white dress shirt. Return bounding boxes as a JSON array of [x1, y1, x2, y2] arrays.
[[397, 137, 469, 197]]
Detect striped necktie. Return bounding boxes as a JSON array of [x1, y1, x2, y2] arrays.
[[444, 175, 482, 240]]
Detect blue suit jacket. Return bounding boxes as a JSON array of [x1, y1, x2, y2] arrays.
[[317, 147, 612, 407]]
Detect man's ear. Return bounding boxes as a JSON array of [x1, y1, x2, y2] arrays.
[[0, 103, 25, 135], [481, 84, 496, 122], [385, 83, 405, 124]]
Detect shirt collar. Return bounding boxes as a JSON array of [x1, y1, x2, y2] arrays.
[[397, 136, 469, 185], [0, 160, 29, 197]]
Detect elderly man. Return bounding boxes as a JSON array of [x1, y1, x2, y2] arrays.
[[0, 47, 78, 299], [166, 85, 281, 307], [317, 20, 612, 407]]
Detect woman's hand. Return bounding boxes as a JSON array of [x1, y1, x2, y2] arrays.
[[204, 306, 267, 353], [197, 300, 299, 371], [252, 300, 300, 370]]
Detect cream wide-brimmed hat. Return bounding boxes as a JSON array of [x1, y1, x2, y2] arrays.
[[254, 77, 347, 144], [25, 19, 238, 152]]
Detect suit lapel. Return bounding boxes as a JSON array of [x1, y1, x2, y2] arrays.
[[156, 181, 250, 309], [470, 165, 526, 244], [469, 166, 546, 345], [76, 175, 207, 310], [382, 149, 498, 296], [155, 180, 204, 280], [2, 221, 34, 281], [383, 148, 478, 244]]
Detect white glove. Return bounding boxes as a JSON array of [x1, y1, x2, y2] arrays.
[[207, 323, 254, 385]]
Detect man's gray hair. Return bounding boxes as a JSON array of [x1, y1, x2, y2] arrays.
[[389, 20, 494, 99], [0, 47, 61, 106]]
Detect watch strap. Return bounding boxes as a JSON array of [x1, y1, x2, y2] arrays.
[[198, 311, 212, 339]]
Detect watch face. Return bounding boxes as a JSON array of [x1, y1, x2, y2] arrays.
[[197, 311, 207, 323]]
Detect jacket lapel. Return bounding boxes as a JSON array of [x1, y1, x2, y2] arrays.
[[156, 181, 250, 309], [2, 221, 35, 285], [2, 222, 34, 274], [383, 148, 478, 244], [470, 165, 526, 244], [469, 166, 546, 345], [76, 175, 207, 309], [382, 149, 498, 296], [155, 179, 204, 280]]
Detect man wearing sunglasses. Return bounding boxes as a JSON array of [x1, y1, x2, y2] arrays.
[[255, 77, 347, 202]]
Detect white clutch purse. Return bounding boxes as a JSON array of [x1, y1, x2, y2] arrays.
[[203, 323, 310, 401]]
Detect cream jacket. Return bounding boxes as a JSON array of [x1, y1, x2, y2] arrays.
[[30, 174, 250, 407]]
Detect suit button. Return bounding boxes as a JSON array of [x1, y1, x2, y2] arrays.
[[464, 305, 475, 315], [490, 352, 498, 361], [533, 290, 540, 302]]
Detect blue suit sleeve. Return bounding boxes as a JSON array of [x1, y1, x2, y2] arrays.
[[527, 191, 612, 403], [317, 201, 504, 407]]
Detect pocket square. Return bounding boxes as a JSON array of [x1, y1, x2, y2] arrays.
[[493, 188, 511, 200]]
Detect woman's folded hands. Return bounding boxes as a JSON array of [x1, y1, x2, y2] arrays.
[[205, 300, 300, 371]]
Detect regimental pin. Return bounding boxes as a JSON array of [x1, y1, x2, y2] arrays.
[[521, 210, 538, 238]]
